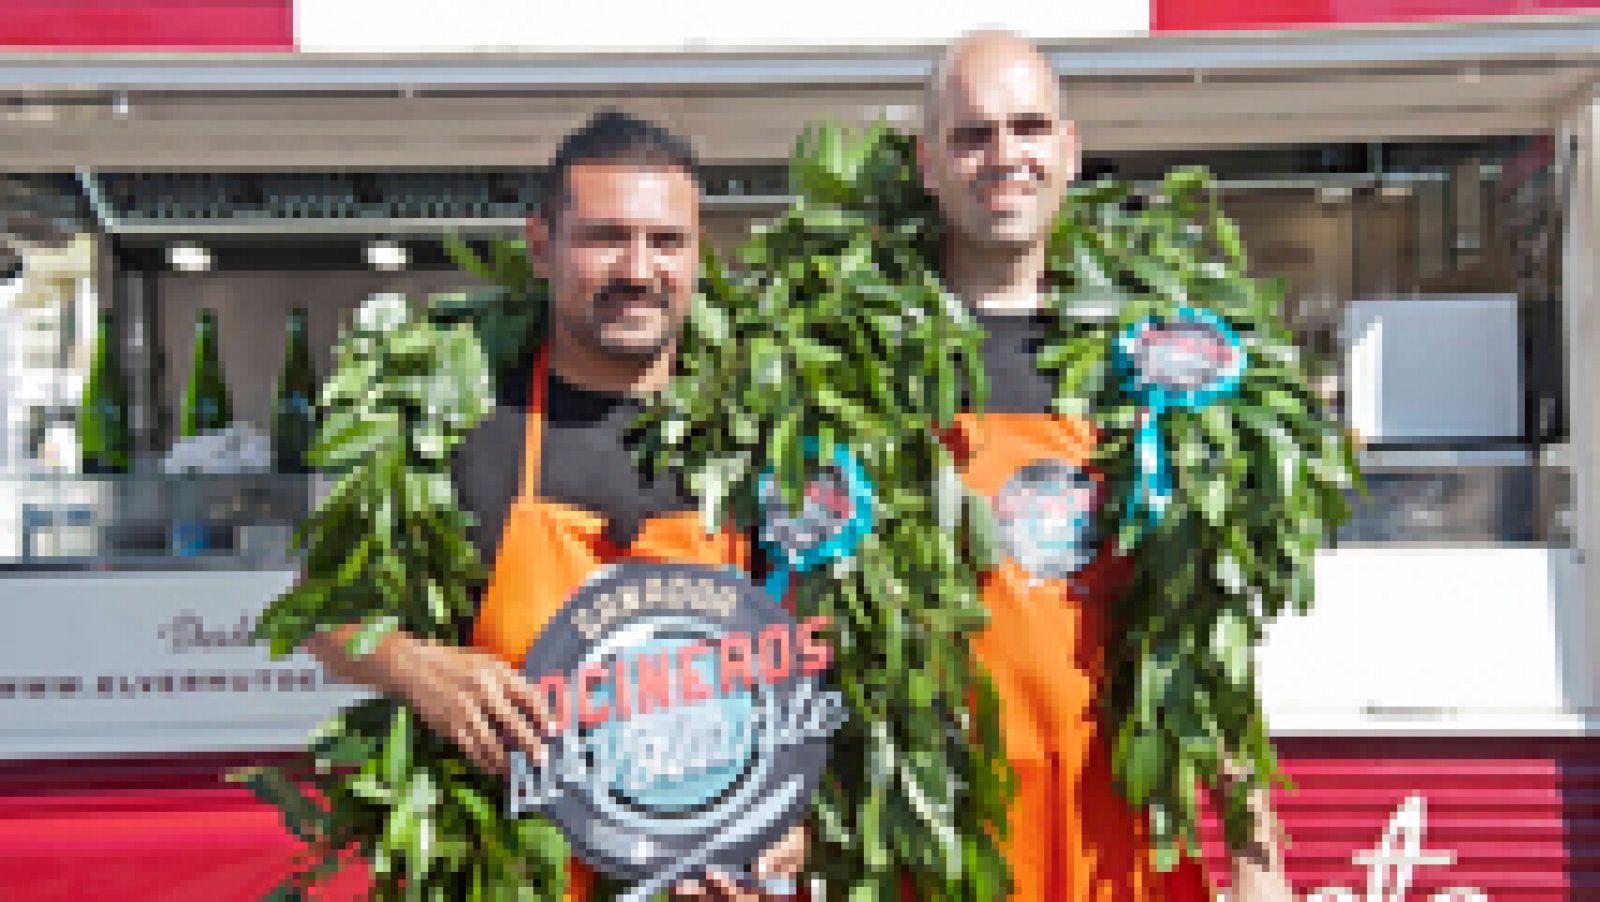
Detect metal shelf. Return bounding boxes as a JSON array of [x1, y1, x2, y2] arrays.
[[0, 472, 324, 571]]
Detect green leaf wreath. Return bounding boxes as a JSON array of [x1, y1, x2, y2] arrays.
[[734, 124, 1361, 869], [246, 121, 1357, 899], [245, 262, 573, 900], [633, 152, 1013, 899]]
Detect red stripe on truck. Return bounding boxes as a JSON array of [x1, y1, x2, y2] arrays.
[[0, 1, 293, 50]]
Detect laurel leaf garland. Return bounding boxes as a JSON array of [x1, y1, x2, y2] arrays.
[[731, 125, 1361, 869], [1033, 153, 1360, 862], [634, 122, 1013, 897], [248, 255, 569, 900]]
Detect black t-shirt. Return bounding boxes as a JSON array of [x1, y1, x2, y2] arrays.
[[974, 310, 1055, 414], [449, 355, 694, 574], [450, 319, 1051, 627]]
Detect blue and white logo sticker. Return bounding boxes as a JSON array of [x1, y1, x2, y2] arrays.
[[1116, 307, 1246, 522], [993, 460, 1100, 582], [758, 440, 874, 600], [509, 562, 844, 898]]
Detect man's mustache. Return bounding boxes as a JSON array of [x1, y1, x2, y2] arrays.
[[591, 282, 669, 311]]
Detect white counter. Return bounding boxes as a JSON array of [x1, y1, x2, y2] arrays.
[[0, 568, 369, 758]]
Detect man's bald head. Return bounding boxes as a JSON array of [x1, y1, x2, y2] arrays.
[[923, 30, 1060, 137], [918, 30, 1078, 250]]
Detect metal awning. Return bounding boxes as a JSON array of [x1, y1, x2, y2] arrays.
[[2, 17, 1599, 89], [0, 17, 1595, 167]]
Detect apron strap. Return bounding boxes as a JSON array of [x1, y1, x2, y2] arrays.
[[521, 346, 548, 500]]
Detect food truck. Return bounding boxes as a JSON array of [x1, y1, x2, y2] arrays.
[[0, 2, 1596, 897]]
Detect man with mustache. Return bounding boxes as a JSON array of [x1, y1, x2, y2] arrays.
[[917, 32, 1293, 900], [304, 111, 802, 901]]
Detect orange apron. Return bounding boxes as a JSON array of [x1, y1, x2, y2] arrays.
[[471, 350, 749, 901], [948, 411, 1210, 901]]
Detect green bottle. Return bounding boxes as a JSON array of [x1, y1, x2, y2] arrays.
[[271, 307, 318, 473], [79, 310, 131, 474], [179, 308, 232, 437]]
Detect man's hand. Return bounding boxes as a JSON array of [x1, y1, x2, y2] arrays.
[[1231, 866, 1294, 902], [380, 634, 550, 775], [671, 822, 807, 900], [1218, 761, 1293, 902], [304, 625, 548, 776]]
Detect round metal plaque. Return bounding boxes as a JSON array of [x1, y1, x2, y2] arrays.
[[511, 562, 843, 884]]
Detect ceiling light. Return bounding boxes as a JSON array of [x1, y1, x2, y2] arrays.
[[880, 104, 919, 124], [366, 240, 408, 272], [1318, 185, 1354, 204], [168, 243, 212, 273]]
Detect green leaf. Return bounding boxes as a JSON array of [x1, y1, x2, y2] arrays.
[[1120, 730, 1162, 804], [384, 705, 412, 787], [451, 784, 499, 829], [313, 730, 377, 769], [963, 491, 1002, 569], [230, 767, 327, 843], [345, 615, 399, 660], [1212, 610, 1252, 687], [443, 234, 494, 282], [1136, 654, 1173, 728], [1213, 211, 1246, 266], [350, 771, 392, 803]]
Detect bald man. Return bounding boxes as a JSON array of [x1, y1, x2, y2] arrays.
[[915, 31, 1292, 901]]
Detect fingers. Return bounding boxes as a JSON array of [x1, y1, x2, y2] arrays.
[[680, 825, 807, 901], [673, 871, 764, 901], [701, 870, 762, 901], [503, 669, 558, 741], [456, 699, 506, 775], [755, 823, 807, 878], [475, 666, 546, 766]]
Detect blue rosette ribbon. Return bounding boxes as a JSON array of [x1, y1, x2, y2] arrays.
[[1115, 307, 1246, 523], [757, 437, 876, 601]]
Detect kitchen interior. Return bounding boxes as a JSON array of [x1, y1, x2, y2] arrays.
[[0, 133, 1568, 573]]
